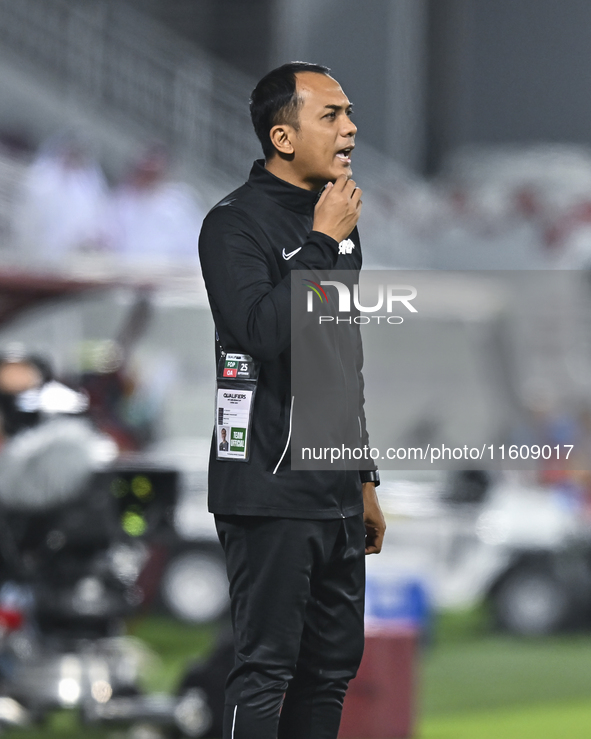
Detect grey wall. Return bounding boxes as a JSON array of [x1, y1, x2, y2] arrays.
[[427, 0, 591, 170], [126, 0, 275, 77], [124, 0, 429, 169], [136, 0, 431, 170], [129, 0, 591, 174]]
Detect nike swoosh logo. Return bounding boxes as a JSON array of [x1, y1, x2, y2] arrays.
[[282, 247, 302, 260]]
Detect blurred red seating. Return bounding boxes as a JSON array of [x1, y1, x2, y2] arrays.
[[339, 624, 416, 739]]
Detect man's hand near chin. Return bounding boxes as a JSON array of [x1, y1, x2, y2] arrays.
[[362, 482, 386, 555]]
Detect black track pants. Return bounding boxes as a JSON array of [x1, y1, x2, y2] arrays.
[[215, 514, 366, 739]]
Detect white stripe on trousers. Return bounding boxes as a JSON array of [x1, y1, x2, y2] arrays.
[[231, 704, 238, 738]]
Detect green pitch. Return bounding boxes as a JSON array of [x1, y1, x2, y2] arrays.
[[7, 609, 591, 738], [421, 608, 591, 739], [421, 701, 591, 739]]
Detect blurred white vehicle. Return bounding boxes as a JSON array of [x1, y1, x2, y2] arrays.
[[371, 469, 591, 635]]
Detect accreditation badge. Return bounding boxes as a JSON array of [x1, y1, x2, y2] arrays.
[[215, 353, 259, 462]]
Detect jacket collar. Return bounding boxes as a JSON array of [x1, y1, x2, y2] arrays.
[[247, 160, 320, 215]]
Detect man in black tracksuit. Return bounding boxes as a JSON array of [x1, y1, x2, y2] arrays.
[[199, 63, 386, 739]]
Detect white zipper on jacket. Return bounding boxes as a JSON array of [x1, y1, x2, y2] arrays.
[[273, 395, 294, 475]]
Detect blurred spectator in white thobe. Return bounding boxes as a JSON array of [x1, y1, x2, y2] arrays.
[[15, 133, 108, 267], [107, 144, 204, 271]]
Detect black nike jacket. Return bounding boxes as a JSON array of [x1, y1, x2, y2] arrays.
[[198, 160, 372, 519]]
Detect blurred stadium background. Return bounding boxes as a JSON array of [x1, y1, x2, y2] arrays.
[[2, 1, 591, 738]]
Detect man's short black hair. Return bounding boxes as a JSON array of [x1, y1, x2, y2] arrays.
[[250, 62, 331, 159]]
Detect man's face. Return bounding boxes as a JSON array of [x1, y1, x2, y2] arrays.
[[289, 72, 357, 190], [221, 429, 227, 440]]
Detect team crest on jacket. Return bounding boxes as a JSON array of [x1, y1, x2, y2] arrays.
[[338, 238, 355, 255]]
